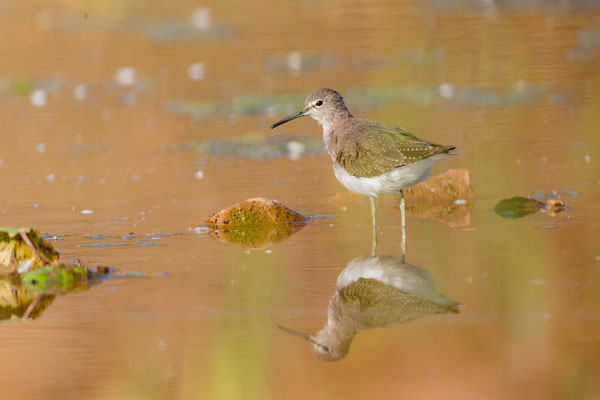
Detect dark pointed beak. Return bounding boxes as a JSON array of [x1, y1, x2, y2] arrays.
[[271, 109, 306, 129], [277, 324, 317, 345]]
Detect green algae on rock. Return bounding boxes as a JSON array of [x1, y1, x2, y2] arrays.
[[206, 197, 309, 227], [205, 197, 310, 248]]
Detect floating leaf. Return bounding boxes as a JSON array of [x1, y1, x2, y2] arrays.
[[494, 197, 544, 218], [493, 196, 566, 219], [0, 227, 59, 271]]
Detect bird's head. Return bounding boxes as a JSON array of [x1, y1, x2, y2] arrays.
[[271, 88, 350, 130], [277, 323, 353, 362]]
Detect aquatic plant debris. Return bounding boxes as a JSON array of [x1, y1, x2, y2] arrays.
[[0, 226, 157, 321], [494, 197, 566, 219], [20, 264, 147, 295], [134, 242, 164, 247], [21, 264, 112, 294], [0, 227, 59, 272], [205, 197, 311, 248], [41, 233, 65, 240], [83, 243, 129, 248], [86, 234, 116, 239], [82, 231, 183, 247]]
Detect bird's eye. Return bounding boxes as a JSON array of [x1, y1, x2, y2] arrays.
[[315, 100, 323, 107], [322, 345, 329, 352]]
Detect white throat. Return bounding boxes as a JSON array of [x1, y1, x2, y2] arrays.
[[311, 115, 332, 142]]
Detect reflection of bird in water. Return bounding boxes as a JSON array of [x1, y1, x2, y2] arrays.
[[279, 255, 461, 361]]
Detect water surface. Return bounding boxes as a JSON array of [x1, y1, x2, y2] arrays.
[[0, 1, 599, 399]]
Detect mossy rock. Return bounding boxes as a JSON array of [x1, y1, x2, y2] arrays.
[[206, 197, 309, 228], [205, 198, 310, 248], [0, 227, 59, 272]]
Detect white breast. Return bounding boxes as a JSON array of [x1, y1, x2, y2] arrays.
[[332, 155, 447, 197], [338, 256, 435, 293], [337, 256, 460, 309]]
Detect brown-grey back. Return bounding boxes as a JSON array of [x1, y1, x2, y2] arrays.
[[330, 119, 455, 178]]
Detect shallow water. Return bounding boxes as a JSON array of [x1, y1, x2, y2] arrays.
[[1, 1, 600, 399]]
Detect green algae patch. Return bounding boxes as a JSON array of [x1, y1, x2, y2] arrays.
[[0, 227, 60, 272], [205, 197, 310, 248], [21, 264, 101, 294], [0, 226, 155, 321], [494, 197, 566, 219]]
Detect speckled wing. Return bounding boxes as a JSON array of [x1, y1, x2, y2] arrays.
[[336, 121, 455, 178], [338, 278, 457, 328]]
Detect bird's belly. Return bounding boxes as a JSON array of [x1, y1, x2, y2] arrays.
[[333, 158, 442, 197]]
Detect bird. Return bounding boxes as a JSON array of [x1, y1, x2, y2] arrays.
[[277, 254, 462, 361], [271, 88, 456, 254]]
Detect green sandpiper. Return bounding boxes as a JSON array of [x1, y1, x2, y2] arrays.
[[271, 88, 456, 253]]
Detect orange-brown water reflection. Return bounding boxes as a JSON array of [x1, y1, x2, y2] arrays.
[[0, 1, 599, 399]]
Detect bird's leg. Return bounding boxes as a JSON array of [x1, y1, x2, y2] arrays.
[[370, 197, 377, 256], [400, 190, 406, 260]]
